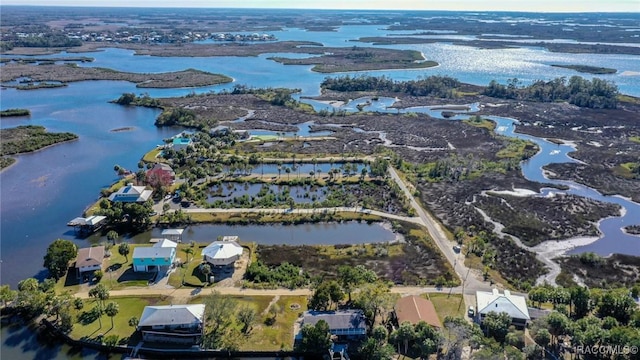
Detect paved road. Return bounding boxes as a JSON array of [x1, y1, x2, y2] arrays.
[[387, 167, 490, 294], [74, 285, 463, 300]]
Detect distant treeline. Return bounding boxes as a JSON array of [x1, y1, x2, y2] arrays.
[[11, 33, 82, 48], [1, 125, 78, 156], [0, 108, 30, 117], [484, 76, 619, 109], [322, 74, 619, 109], [321, 75, 460, 98]]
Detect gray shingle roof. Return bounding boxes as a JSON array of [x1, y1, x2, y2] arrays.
[[303, 310, 366, 331], [138, 304, 205, 327]]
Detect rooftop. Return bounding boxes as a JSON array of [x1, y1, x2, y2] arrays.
[[395, 295, 442, 328], [476, 289, 530, 320], [201, 241, 243, 260], [303, 310, 366, 331], [76, 246, 105, 268], [138, 304, 205, 328], [133, 246, 174, 259]]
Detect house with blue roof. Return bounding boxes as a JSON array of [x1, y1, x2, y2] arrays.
[[172, 137, 193, 151]]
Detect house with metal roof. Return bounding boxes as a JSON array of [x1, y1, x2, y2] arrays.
[[132, 246, 176, 272], [137, 304, 205, 344], [298, 310, 367, 340], [202, 240, 243, 266], [153, 238, 178, 249], [108, 183, 153, 203], [75, 246, 105, 278], [161, 228, 184, 242], [394, 295, 442, 328], [67, 215, 107, 234], [476, 289, 530, 328], [172, 137, 193, 151]]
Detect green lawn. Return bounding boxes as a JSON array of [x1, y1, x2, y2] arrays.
[[243, 295, 307, 351], [69, 296, 170, 344], [427, 293, 465, 322], [55, 243, 169, 293], [186, 294, 304, 351]]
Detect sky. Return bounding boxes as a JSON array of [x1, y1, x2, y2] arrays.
[[1, 0, 639, 12]]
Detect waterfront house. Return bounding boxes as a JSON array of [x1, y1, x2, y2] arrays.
[[108, 183, 153, 203], [393, 295, 442, 328], [146, 163, 175, 185], [132, 246, 176, 272], [75, 246, 105, 279], [137, 304, 205, 345], [152, 238, 178, 249], [67, 215, 107, 234], [172, 137, 193, 151], [201, 240, 243, 266], [161, 228, 184, 242], [476, 289, 530, 329], [298, 310, 367, 341]]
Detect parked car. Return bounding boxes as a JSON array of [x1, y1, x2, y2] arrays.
[[453, 245, 461, 253], [468, 306, 475, 317]]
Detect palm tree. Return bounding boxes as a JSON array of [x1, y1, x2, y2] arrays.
[[183, 247, 194, 263], [118, 242, 130, 262], [128, 316, 139, 328], [104, 302, 119, 329], [200, 263, 212, 283], [106, 230, 119, 244], [285, 167, 291, 180]]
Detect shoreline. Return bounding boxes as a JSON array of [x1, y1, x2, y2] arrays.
[[0, 157, 19, 173]]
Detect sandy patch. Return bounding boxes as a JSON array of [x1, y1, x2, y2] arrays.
[[532, 236, 599, 258], [486, 188, 537, 197], [620, 71, 640, 76], [314, 100, 345, 107], [380, 221, 406, 243]]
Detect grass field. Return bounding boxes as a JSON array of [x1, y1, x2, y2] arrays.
[[243, 295, 307, 351], [186, 294, 306, 351], [427, 293, 465, 322], [69, 296, 170, 344]]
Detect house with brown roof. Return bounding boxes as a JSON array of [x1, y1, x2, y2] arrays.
[[75, 246, 105, 279], [394, 295, 442, 328]]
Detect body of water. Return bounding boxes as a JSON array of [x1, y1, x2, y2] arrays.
[[1, 16, 639, 287]]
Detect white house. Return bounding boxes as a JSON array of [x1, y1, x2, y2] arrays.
[[201, 240, 243, 266], [137, 304, 205, 344], [108, 183, 153, 203], [132, 246, 176, 272], [476, 289, 530, 328], [75, 246, 105, 278], [153, 238, 178, 249]]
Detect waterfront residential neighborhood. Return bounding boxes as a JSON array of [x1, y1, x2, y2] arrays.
[[1, 4, 640, 360]]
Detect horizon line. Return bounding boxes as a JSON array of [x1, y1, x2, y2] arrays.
[[1, 4, 639, 13]]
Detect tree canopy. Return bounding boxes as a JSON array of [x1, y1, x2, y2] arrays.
[[43, 239, 77, 280]]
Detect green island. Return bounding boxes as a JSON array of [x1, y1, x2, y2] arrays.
[[0, 125, 78, 169], [550, 64, 617, 75], [14, 82, 68, 90], [0, 108, 31, 117], [0, 64, 233, 89], [268, 47, 437, 73]]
